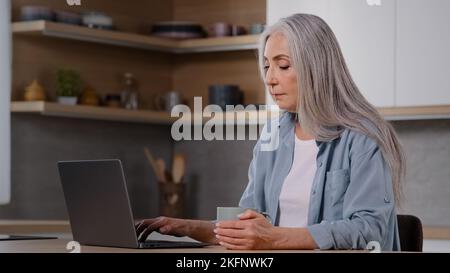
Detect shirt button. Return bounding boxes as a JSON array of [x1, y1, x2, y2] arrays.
[[318, 161, 323, 167]]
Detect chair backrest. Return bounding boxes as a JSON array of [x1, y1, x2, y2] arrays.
[[397, 214, 423, 252]]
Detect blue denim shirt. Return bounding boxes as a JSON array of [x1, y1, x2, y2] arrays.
[[239, 112, 400, 251]]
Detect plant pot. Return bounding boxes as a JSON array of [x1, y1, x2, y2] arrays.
[[57, 96, 78, 105]]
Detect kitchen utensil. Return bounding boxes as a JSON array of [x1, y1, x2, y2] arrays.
[[82, 11, 114, 30], [208, 84, 243, 110], [54, 10, 82, 25], [216, 207, 246, 221], [154, 91, 182, 112], [231, 25, 247, 36], [172, 154, 185, 184], [156, 159, 167, 183], [21, 6, 55, 21], [151, 21, 205, 39], [250, 23, 265, 34], [208, 22, 231, 37], [144, 147, 164, 182]]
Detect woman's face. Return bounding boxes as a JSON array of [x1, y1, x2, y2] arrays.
[[264, 32, 299, 112]]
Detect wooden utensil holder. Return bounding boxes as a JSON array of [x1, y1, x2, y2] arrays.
[[158, 181, 185, 218]]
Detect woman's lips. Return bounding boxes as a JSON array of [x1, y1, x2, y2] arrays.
[[273, 93, 286, 99]]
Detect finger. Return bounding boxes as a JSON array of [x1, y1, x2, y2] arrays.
[[218, 240, 249, 250], [138, 226, 155, 242], [137, 218, 166, 241], [214, 227, 248, 238], [215, 220, 245, 229], [135, 221, 148, 235], [136, 219, 154, 235], [216, 234, 250, 246], [238, 209, 264, 220]]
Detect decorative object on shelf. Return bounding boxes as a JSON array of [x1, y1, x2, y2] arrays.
[[120, 73, 139, 110], [151, 21, 205, 39], [20, 6, 54, 21], [153, 91, 182, 112], [23, 79, 46, 101], [12, 21, 260, 53], [231, 25, 247, 36], [80, 86, 99, 106], [81, 11, 114, 30], [249, 23, 265, 34], [208, 84, 243, 110], [56, 69, 82, 106], [208, 22, 232, 37], [54, 10, 81, 25], [103, 94, 122, 108]]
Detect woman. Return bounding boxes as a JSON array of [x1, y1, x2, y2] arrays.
[[136, 13, 405, 251]]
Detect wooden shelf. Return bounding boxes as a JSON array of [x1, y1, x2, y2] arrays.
[[11, 101, 450, 124], [379, 105, 450, 120], [10, 101, 272, 125], [11, 101, 176, 124], [12, 20, 260, 54]]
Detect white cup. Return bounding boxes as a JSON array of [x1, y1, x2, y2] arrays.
[[216, 207, 246, 221]]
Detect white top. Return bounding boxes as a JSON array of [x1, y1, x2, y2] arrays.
[[278, 136, 318, 227]]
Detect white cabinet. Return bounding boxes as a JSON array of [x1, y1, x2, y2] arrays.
[[267, 0, 330, 25], [266, 0, 395, 107], [328, 0, 396, 107], [396, 0, 450, 106]]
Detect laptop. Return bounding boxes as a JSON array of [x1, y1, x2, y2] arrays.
[[57, 159, 208, 249]]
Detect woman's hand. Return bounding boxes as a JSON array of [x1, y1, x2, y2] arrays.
[[214, 210, 278, 250], [135, 216, 188, 242], [135, 217, 218, 244]]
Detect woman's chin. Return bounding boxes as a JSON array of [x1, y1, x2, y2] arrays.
[[275, 102, 295, 112]]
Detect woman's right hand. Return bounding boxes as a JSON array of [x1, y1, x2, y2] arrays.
[[135, 216, 187, 242]]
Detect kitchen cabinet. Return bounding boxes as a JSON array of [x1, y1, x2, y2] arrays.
[[396, 0, 450, 106], [328, 0, 396, 107], [266, 0, 395, 107]]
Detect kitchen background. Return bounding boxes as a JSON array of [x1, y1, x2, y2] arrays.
[[1, 0, 450, 251]]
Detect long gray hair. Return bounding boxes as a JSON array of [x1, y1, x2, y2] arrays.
[[259, 13, 405, 204]]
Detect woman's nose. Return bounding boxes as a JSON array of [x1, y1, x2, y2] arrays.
[[265, 69, 277, 86]]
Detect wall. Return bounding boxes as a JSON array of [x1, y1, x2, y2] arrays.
[[1, 117, 450, 227], [395, 120, 450, 226], [12, 0, 173, 109], [0, 114, 172, 219]]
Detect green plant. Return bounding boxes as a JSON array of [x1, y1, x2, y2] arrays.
[[56, 69, 82, 97]]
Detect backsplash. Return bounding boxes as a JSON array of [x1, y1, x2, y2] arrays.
[[1, 115, 450, 227]]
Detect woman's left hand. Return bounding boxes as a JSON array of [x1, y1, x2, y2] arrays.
[[214, 210, 278, 250]]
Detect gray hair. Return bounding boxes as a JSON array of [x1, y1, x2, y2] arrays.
[[258, 13, 405, 205]]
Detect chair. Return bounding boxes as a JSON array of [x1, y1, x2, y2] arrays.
[[397, 214, 423, 252]]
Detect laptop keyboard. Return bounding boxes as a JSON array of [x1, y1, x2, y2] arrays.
[[139, 240, 209, 249]]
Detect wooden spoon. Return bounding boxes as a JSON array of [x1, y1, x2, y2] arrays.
[[172, 154, 185, 184], [156, 159, 167, 183], [144, 147, 164, 182]]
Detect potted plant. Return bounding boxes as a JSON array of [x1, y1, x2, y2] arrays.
[[56, 69, 82, 105]]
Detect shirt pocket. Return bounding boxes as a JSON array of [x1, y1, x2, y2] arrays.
[[324, 169, 350, 219]]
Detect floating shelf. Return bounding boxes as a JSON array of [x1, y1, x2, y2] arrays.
[[10, 101, 273, 125], [379, 105, 450, 120], [12, 20, 260, 54], [11, 101, 176, 124], [11, 101, 450, 125]]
